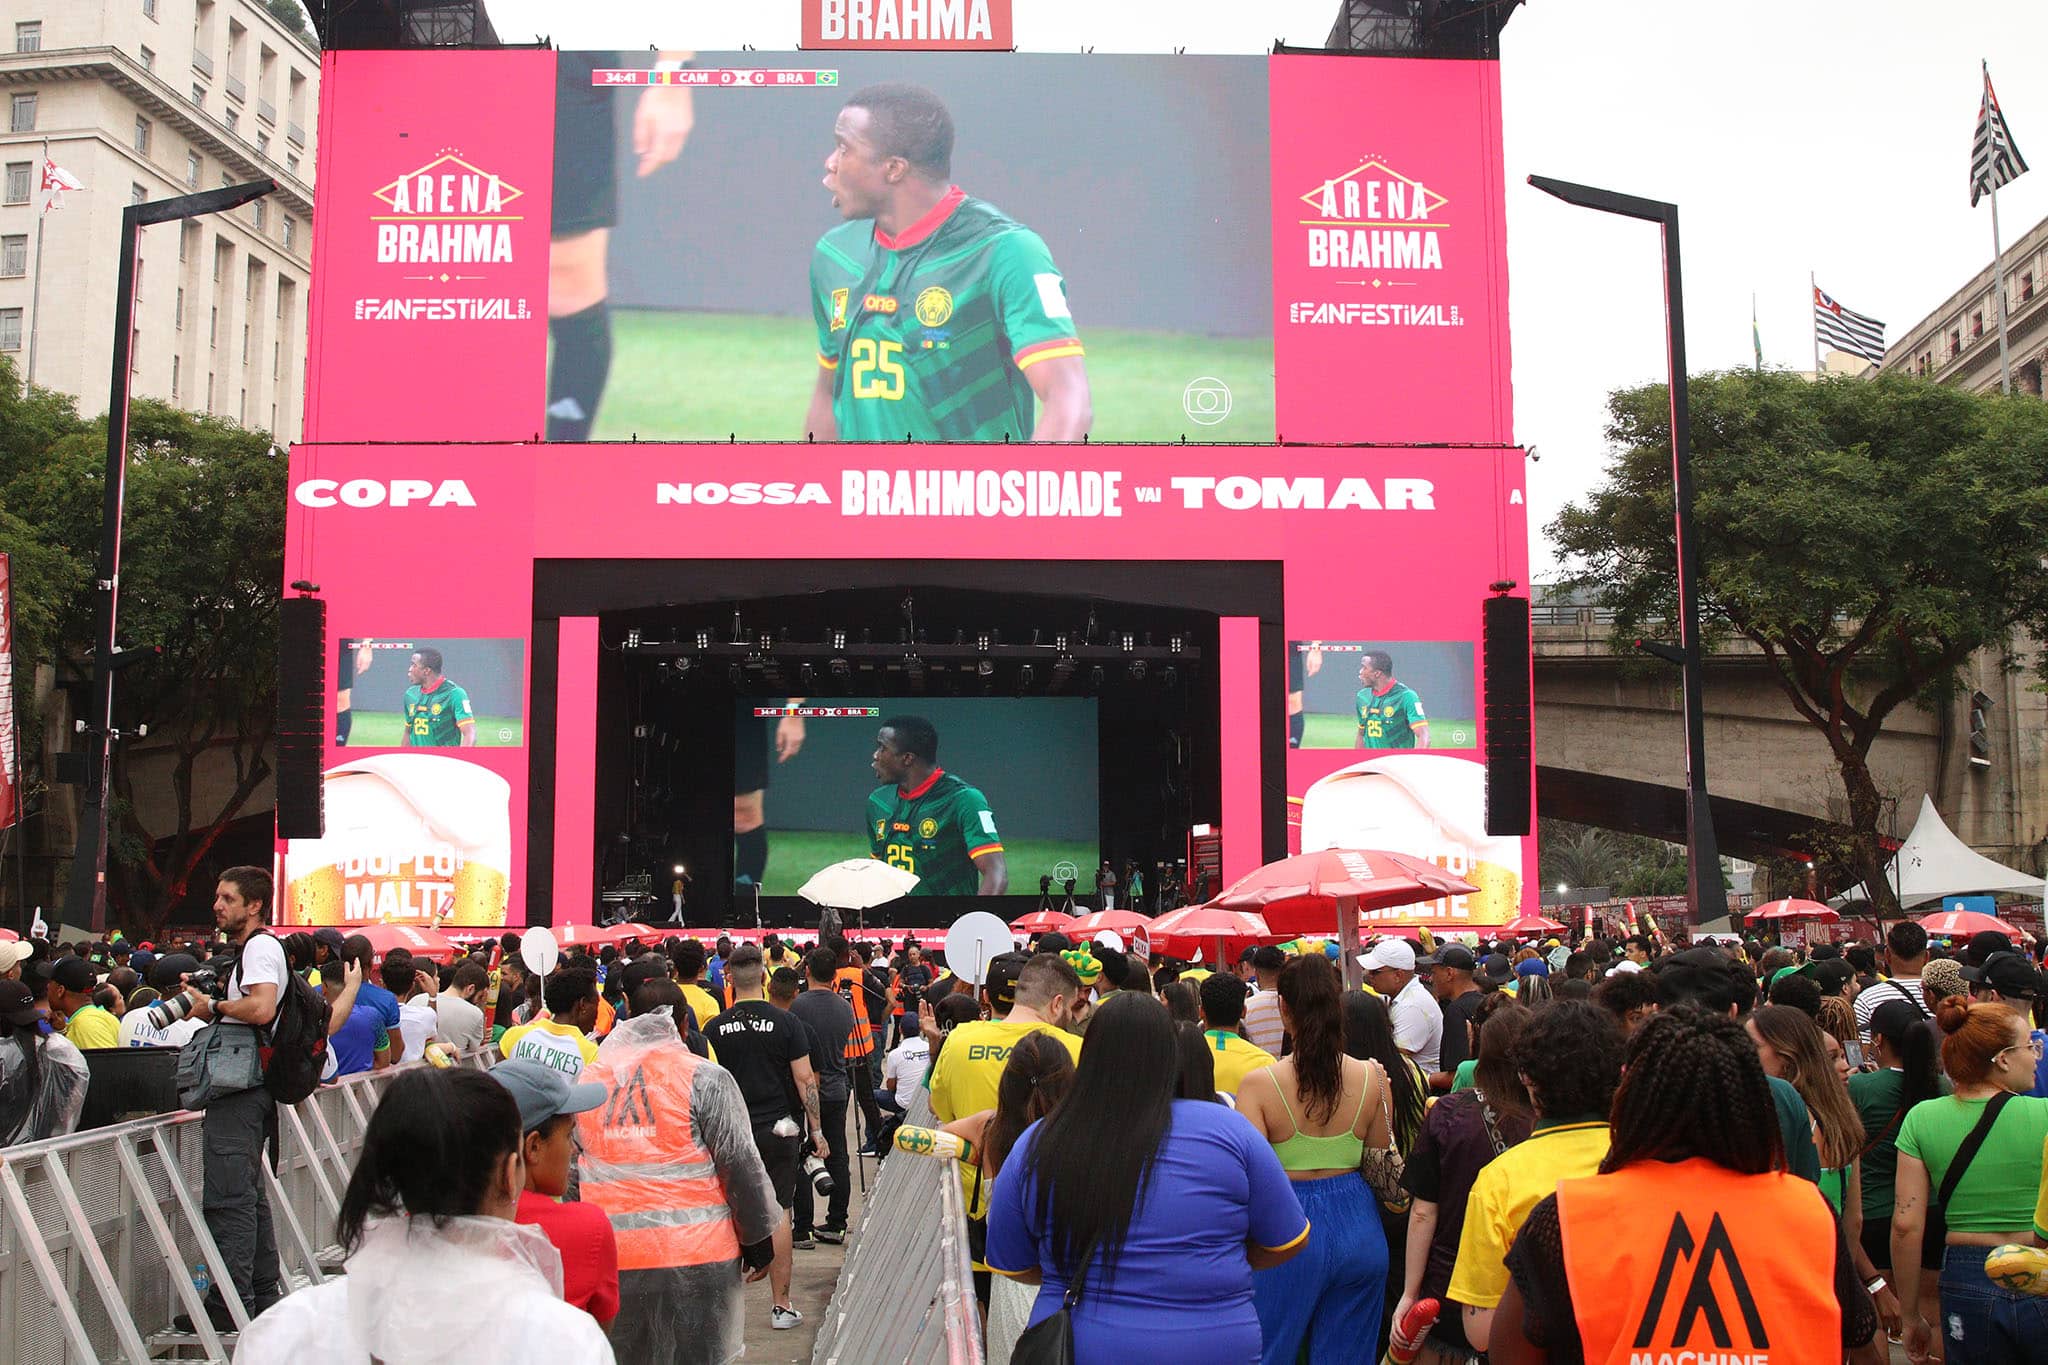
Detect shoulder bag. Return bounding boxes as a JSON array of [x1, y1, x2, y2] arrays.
[[1924, 1091, 2013, 1250], [1359, 1058, 1412, 1214], [1011, 1242, 1093, 1365]]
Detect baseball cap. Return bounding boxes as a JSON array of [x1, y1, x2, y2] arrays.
[[1516, 957, 1551, 979], [1963, 951, 2042, 999], [1357, 939, 1416, 973], [1769, 962, 1818, 991], [1967, 930, 2015, 966], [147, 952, 203, 990], [0, 980, 38, 1026], [1813, 958, 1855, 996], [985, 952, 1028, 1013], [313, 927, 347, 952], [48, 957, 97, 994], [489, 1058, 608, 1134], [0, 942, 31, 975], [1427, 944, 1477, 972], [1479, 953, 1515, 987]]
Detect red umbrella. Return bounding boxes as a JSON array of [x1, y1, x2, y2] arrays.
[[1211, 849, 1478, 987], [1011, 908, 1076, 934], [1067, 909, 1154, 937], [352, 923, 458, 962], [1917, 909, 2022, 941], [1748, 898, 1840, 924], [1500, 913, 1565, 936], [1147, 904, 1275, 964]]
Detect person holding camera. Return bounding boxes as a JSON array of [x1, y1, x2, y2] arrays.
[[178, 867, 289, 1332], [792, 948, 855, 1244]]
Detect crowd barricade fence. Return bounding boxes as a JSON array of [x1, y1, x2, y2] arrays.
[[811, 1089, 984, 1365]]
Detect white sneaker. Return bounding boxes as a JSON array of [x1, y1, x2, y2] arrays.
[[771, 1305, 804, 1330]]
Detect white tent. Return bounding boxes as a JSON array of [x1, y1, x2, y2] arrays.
[[1830, 795, 2042, 909]]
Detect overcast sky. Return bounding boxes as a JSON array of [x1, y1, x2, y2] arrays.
[[482, 1, 2048, 570]]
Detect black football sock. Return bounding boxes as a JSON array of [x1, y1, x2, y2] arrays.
[[735, 827, 768, 885], [546, 300, 612, 441], [336, 708, 354, 745], [1288, 711, 1305, 748]]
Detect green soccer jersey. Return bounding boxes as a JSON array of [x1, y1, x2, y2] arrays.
[[1355, 682, 1426, 749], [866, 770, 1003, 897], [404, 678, 473, 746], [812, 188, 1083, 442]]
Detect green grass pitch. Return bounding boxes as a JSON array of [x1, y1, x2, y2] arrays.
[[592, 310, 1277, 443], [342, 711, 527, 747], [1301, 712, 1478, 750], [757, 828, 1099, 898]]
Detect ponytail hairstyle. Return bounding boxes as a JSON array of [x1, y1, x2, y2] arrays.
[[1867, 1000, 1944, 1113], [335, 1068, 522, 1254], [1934, 995, 2028, 1087], [982, 1029, 1076, 1178], [1748, 1004, 1863, 1168], [1277, 953, 1347, 1123]]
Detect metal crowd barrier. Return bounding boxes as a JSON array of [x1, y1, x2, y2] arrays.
[[0, 1053, 492, 1365], [811, 1090, 984, 1365]]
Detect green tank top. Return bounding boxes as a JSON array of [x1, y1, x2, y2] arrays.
[[1271, 1068, 1373, 1171]]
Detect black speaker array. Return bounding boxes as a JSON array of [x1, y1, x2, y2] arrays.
[[1482, 594, 1533, 837], [277, 596, 326, 839]]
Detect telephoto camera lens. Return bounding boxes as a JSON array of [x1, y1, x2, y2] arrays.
[[145, 990, 199, 1030], [802, 1154, 835, 1198]]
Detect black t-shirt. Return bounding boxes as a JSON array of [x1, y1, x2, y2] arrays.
[[707, 1000, 807, 1128], [1503, 1188, 1879, 1363], [1436, 988, 1485, 1076], [1402, 1087, 1533, 1300], [860, 968, 890, 1031], [790, 987, 853, 1100], [896, 963, 934, 1007]]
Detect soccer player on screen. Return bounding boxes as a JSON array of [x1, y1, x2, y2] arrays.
[[867, 716, 1007, 896], [1355, 649, 1429, 750], [402, 648, 477, 748], [804, 83, 1092, 442]]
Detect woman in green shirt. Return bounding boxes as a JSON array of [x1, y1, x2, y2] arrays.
[[1848, 998, 1947, 1334], [1893, 996, 2048, 1364]]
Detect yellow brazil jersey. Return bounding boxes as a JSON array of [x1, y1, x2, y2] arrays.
[[929, 1018, 1084, 1246], [1448, 1119, 1611, 1309], [1203, 1029, 1277, 1097]]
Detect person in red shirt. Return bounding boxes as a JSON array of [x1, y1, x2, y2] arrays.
[[489, 1057, 620, 1329]]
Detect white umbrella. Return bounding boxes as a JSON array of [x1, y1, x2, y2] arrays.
[[798, 858, 920, 911]]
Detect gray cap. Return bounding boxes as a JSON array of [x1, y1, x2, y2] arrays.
[[489, 1057, 608, 1133]]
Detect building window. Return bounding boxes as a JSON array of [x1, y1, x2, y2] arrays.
[[15, 22, 40, 52], [172, 354, 181, 399], [209, 306, 217, 347], [0, 236, 24, 278], [143, 0, 159, 17], [1971, 311, 1983, 339], [1949, 329, 1961, 358], [256, 132, 269, 157], [238, 388, 245, 422], [186, 152, 201, 188], [131, 328, 141, 375], [282, 215, 295, 251], [11, 94, 37, 134], [175, 286, 184, 329], [224, 108, 238, 134], [0, 309, 21, 351], [192, 82, 204, 104], [135, 117, 153, 155], [2025, 272, 2036, 302], [3, 162, 29, 205], [131, 183, 147, 206], [140, 45, 155, 72], [284, 153, 298, 175], [251, 198, 266, 231], [206, 372, 214, 412], [272, 339, 280, 377], [241, 323, 249, 361]]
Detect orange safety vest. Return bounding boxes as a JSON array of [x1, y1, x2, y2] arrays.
[[835, 965, 875, 1059], [577, 1044, 739, 1271], [1557, 1156, 1841, 1365]]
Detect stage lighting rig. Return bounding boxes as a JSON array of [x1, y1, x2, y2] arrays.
[[1130, 660, 1148, 681], [626, 628, 642, 648], [695, 630, 712, 650]]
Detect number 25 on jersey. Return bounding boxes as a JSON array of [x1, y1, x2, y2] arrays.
[[850, 338, 905, 400], [884, 842, 917, 873]]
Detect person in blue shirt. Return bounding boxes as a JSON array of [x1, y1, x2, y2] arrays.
[[985, 992, 1308, 1364], [1963, 951, 2048, 1096], [319, 961, 391, 1078], [341, 934, 404, 1033]]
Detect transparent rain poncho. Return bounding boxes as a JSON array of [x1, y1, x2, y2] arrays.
[[234, 1215, 615, 1364], [582, 1009, 782, 1365], [0, 1029, 89, 1145]]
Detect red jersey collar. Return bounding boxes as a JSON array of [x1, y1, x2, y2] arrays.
[[899, 767, 946, 800], [1371, 678, 1400, 697], [875, 185, 965, 251]]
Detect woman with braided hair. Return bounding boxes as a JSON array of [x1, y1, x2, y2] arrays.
[[1487, 1005, 1885, 1365]]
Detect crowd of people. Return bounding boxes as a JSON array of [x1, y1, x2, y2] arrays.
[[9, 893, 2048, 1365]]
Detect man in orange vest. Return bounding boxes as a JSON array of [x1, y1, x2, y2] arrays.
[[578, 980, 781, 1364], [833, 940, 884, 1148]]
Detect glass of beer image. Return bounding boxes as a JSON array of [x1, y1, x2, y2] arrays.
[[283, 753, 513, 927]]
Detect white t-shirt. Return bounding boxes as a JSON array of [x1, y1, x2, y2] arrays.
[[394, 999, 438, 1063], [1389, 975, 1443, 1073], [436, 992, 487, 1056], [1243, 987, 1286, 1055], [883, 1036, 931, 1094], [118, 1009, 205, 1049]]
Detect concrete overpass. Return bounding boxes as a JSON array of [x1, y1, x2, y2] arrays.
[[1534, 611, 2048, 874]]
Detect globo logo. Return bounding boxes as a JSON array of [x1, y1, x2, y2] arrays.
[[292, 479, 477, 509]]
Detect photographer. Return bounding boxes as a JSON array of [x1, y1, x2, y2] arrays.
[[178, 867, 287, 1332]]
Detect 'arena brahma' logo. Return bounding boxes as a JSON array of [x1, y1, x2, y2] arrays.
[[1299, 159, 1447, 272], [373, 150, 524, 265]]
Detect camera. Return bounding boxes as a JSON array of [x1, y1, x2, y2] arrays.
[[145, 965, 222, 1028], [802, 1153, 835, 1199]]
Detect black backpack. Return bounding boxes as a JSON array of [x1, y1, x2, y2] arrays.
[[234, 932, 331, 1104]]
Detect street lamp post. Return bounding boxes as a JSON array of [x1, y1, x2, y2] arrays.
[[63, 180, 276, 933], [1528, 175, 1725, 929]]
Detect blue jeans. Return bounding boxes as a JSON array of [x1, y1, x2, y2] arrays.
[[1939, 1244, 2048, 1364]]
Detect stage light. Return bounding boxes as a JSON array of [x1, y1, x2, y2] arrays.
[[977, 659, 994, 677], [1055, 632, 1069, 652], [1130, 660, 1148, 681], [757, 633, 773, 652], [1170, 634, 1185, 655], [831, 629, 847, 651], [696, 630, 711, 650], [675, 657, 691, 675], [1120, 632, 1135, 652], [672, 863, 685, 875], [976, 633, 991, 652], [626, 628, 642, 648]]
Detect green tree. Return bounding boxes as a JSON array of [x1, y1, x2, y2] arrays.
[[1550, 371, 2048, 916], [263, 0, 319, 47], [0, 361, 285, 934]]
